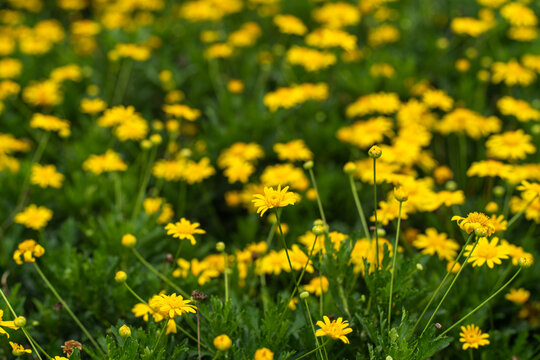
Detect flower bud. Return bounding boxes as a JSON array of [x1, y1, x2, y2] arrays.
[[119, 324, 131, 338], [416, 263, 424, 271], [14, 316, 26, 327], [115, 271, 127, 283], [485, 201, 498, 213], [213, 334, 232, 351], [299, 291, 309, 299], [303, 160, 314, 170], [445, 180, 457, 191], [519, 256, 533, 268], [312, 225, 326, 235], [368, 145, 382, 159], [393, 187, 409, 202], [150, 134, 162, 145], [121, 234, 137, 248], [343, 162, 356, 175], [386, 356, 393, 360], [474, 227, 487, 238], [216, 242, 226, 252], [141, 139, 152, 150], [493, 185, 505, 198], [377, 228, 386, 237]]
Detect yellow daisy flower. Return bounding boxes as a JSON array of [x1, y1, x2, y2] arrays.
[[315, 316, 353, 344]]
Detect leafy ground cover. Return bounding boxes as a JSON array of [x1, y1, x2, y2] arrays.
[[0, 0, 539, 359]]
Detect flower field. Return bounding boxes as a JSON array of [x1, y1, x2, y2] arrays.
[[0, 0, 540, 359]]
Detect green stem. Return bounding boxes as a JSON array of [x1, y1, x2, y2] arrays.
[[131, 146, 157, 221], [319, 251, 323, 317], [131, 248, 189, 297], [275, 210, 298, 286], [420, 237, 479, 337], [388, 201, 403, 331], [151, 319, 169, 355], [123, 282, 148, 305], [373, 158, 380, 270], [0, 289, 48, 360], [1, 132, 50, 232], [265, 220, 276, 248], [439, 267, 522, 338], [113, 60, 133, 105], [409, 233, 475, 338], [303, 298, 326, 360], [295, 339, 329, 360], [348, 175, 371, 240], [308, 168, 326, 225], [223, 251, 229, 302], [32, 263, 105, 356], [337, 282, 351, 319], [505, 194, 538, 230]]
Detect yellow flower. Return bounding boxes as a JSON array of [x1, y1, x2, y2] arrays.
[[315, 316, 353, 344], [162, 104, 201, 121], [337, 117, 394, 148], [413, 228, 459, 261], [82, 150, 127, 174], [286, 46, 336, 72], [14, 204, 53, 230], [346, 92, 401, 117], [252, 185, 297, 216], [273, 139, 313, 162], [254, 347, 274, 360], [165, 218, 206, 245], [492, 60, 536, 86], [500, 2, 537, 27], [505, 288, 530, 305], [31, 164, 64, 188], [464, 237, 509, 268], [143, 197, 163, 215], [22, 80, 62, 107], [13, 239, 45, 265], [0, 310, 19, 338], [459, 324, 490, 350], [223, 159, 255, 184], [9, 342, 32, 356], [183, 157, 216, 184], [213, 334, 232, 351], [451, 212, 496, 237], [497, 96, 540, 122], [152, 293, 197, 319], [273, 14, 307, 35], [486, 130, 535, 161], [303, 276, 329, 296], [30, 113, 70, 137], [312, 2, 360, 28], [227, 79, 244, 93], [517, 180, 540, 197]]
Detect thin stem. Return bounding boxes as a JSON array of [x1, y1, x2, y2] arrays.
[[295, 339, 329, 360], [319, 251, 323, 317], [131, 248, 189, 297], [265, 221, 276, 248], [24, 330, 50, 360], [439, 267, 522, 338], [505, 194, 538, 230], [151, 319, 169, 355], [223, 252, 229, 302], [373, 158, 380, 270], [348, 175, 371, 240], [420, 237, 479, 337], [131, 146, 157, 221], [409, 233, 475, 338], [32, 263, 105, 356], [388, 201, 403, 331], [1, 132, 50, 232], [113, 59, 133, 105], [275, 211, 298, 286], [308, 168, 326, 225], [303, 298, 326, 360], [337, 282, 351, 319], [123, 282, 148, 305], [197, 301, 201, 360], [0, 289, 48, 360], [286, 236, 318, 307]]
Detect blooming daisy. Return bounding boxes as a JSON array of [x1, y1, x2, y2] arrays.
[[252, 185, 297, 216], [315, 316, 353, 344], [464, 237, 509, 268], [165, 218, 206, 245], [459, 324, 490, 350]]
